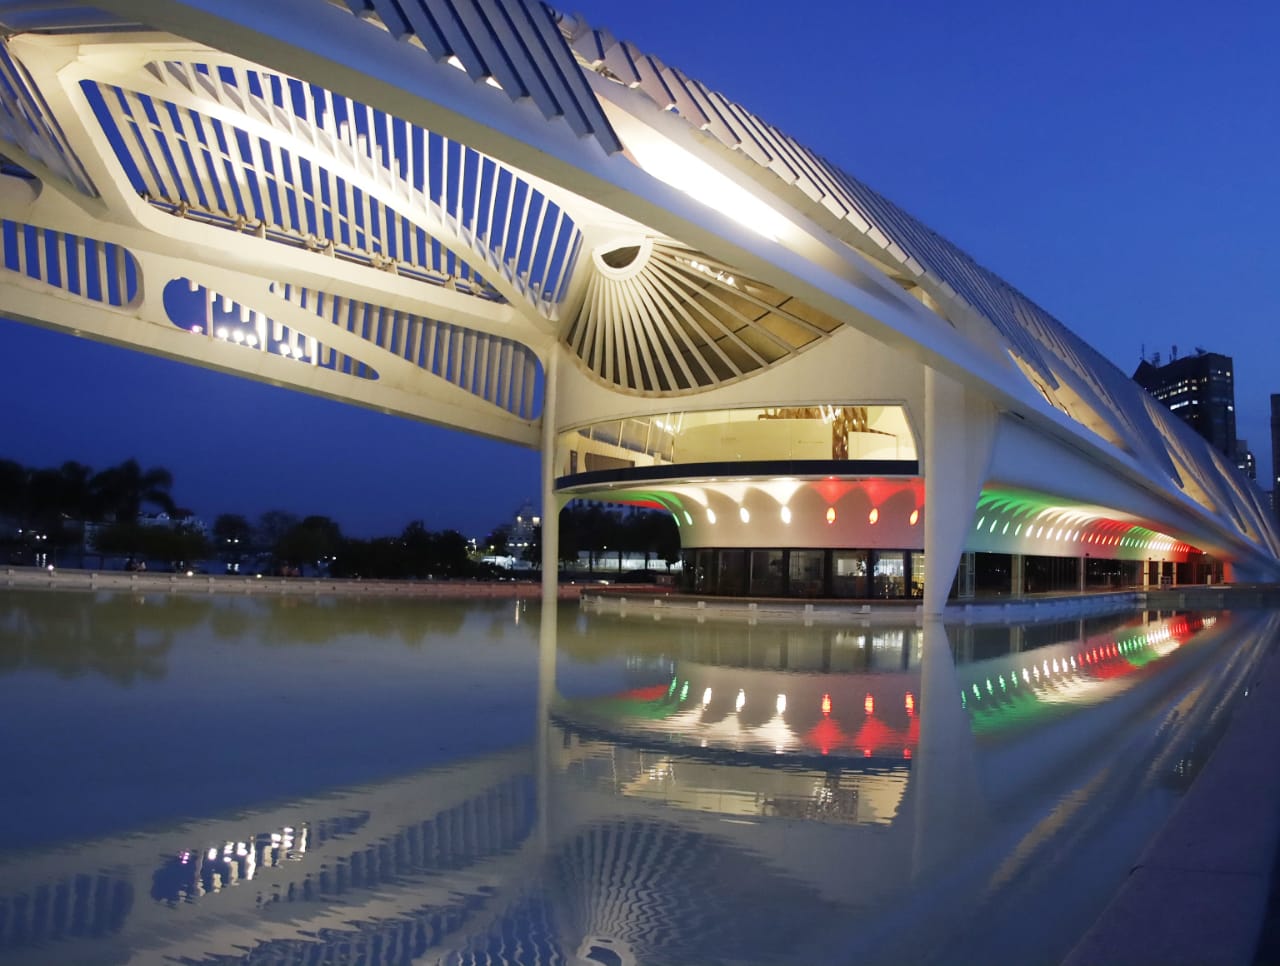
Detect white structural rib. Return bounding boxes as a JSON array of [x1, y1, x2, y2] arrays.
[[566, 240, 841, 393], [85, 60, 583, 317]]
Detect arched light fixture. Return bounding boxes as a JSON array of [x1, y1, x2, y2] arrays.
[[909, 509, 920, 526], [739, 507, 750, 524], [826, 506, 836, 525], [868, 507, 879, 525], [780, 506, 792, 524], [707, 508, 717, 524]]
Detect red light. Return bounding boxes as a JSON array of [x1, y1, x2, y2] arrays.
[[904, 692, 915, 715], [864, 693, 875, 715], [903, 748, 912, 759], [863, 748, 872, 757], [821, 693, 832, 715]]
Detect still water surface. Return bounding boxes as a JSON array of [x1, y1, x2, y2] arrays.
[[0, 590, 1274, 965]]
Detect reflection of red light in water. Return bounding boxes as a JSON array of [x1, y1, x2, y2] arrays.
[[864, 694, 875, 715], [808, 717, 846, 755], [821, 693, 832, 715], [852, 716, 895, 754], [624, 685, 672, 701], [904, 748, 912, 759]]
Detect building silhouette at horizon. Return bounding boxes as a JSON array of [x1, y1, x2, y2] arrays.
[[1133, 349, 1237, 461]]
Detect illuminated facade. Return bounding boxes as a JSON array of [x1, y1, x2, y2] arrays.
[[0, 0, 1275, 608]]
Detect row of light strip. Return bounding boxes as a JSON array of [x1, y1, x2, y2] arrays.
[[973, 516, 1182, 552], [959, 617, 1209, 709], [666, 678, 916, 717], [677, 506, 921, 527]]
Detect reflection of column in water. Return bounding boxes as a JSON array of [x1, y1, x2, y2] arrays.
[[536, 594, 557, 850], [911, 619, 986, 878]]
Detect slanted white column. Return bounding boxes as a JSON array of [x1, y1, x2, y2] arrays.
[[923, 367, 998, 617], [540, 349, 560, 603]]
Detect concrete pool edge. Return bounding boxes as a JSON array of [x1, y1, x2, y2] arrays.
[[1062, 622, 1280, 966]]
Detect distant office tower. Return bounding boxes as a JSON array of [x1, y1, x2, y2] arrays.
[[1133, 348, 1236, 459], [1271, 395, 1280, 524], [1236, 439, 1256, 481]]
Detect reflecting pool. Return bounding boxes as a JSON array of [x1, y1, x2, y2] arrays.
[[0, 589, 1274, 965]]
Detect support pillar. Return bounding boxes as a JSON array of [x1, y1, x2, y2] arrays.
[[540, 350, 560, 605], [537, 349, 560, 850], [923, 366, 997, 617], [1011, 554, 1025, 598], [1078, 555, 1086, 593]]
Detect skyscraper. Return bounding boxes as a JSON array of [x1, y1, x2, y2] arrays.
[[1271, 395, 1280, 524], [1236, 439, 1257, 481], [1133, 349, 1237, 459]]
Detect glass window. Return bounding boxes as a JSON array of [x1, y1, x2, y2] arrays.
[[831, 550, 869, 598], [789, 550, 825, 597], [749, 550, 785, 596], [873, 551, 906, 598], [718, 550, 748, 596], [909, 552, 925, 599]]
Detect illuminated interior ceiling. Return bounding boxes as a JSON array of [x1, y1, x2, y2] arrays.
[[566, 239, 843, 392], [973, 486, 1200, 558], [557, 405, 917, 479]]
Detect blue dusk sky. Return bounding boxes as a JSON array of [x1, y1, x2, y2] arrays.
[[0, 0, 1276, 537]]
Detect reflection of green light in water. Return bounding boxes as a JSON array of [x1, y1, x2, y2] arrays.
[[679, 681, 689, 701], [668, 677, 678, 696]]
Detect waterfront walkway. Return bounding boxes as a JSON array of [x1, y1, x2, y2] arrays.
[[1, 565, 584, 600]]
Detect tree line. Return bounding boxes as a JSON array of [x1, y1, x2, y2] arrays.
[[0, 457, 679, 577]]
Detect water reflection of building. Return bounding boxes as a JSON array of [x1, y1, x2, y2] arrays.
[[0, 752, 537, 965], [0, 609, 1269, 966]]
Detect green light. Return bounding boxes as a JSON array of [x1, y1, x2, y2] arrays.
[[972, 683, 980, 698], [986, 678, 993, 693], [999, 675, 1007, 691], [679, 681, 689, 701], [668, 677, 678, 696], [1003, 522, 1009, 534], [976, 516, 985, 531]]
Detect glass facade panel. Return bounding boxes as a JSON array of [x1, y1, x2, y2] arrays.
[[974, 553, 1013, 596], [831, 550, 869, 598], [788, 550, 825, 597], [1025, 555, 1080, 594], [873, 551, 905, 598], [718, 550, 748, 596], [910, 553, 925, 599], [749, 550, 785, 596]]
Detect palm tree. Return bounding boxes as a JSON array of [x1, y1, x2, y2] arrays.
[[90, 459, 176, 523]]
